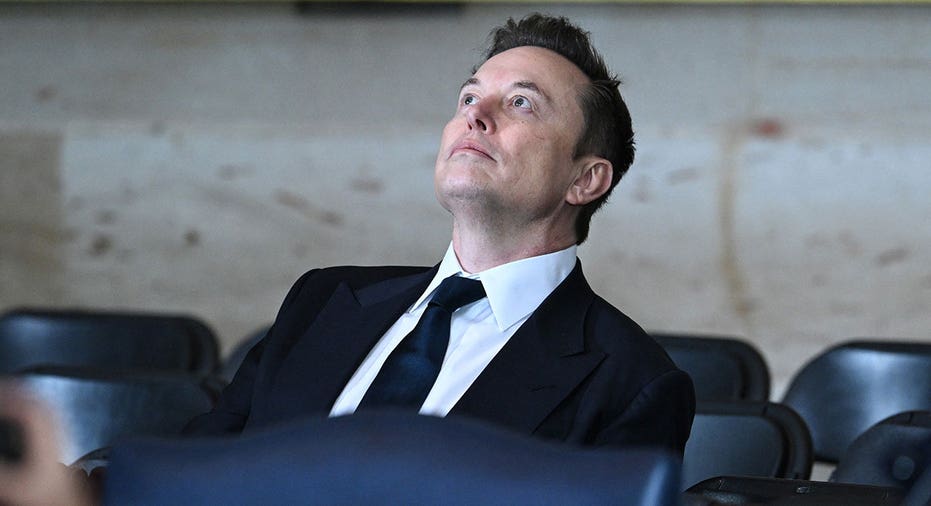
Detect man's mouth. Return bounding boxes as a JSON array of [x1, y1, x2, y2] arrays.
[[451, 140, 494, 160]]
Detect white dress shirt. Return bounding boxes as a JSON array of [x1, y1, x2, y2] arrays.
[[329, 242, 578, 417]]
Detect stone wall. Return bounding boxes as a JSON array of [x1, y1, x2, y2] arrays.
[[2, 3, 929, 396]]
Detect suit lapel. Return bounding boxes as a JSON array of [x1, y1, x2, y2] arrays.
[[451, 263, 605, 435], [267, 267, 437, 417]]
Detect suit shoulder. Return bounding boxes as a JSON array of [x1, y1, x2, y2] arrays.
[[279, 265, 431, 317], [582, 296, 693, 420], [585, 295, 674, 371], [587, 294, 647, 335], [305, 265, 432, 290]]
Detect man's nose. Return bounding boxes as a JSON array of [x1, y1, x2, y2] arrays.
[[466, 101, 496, 134]]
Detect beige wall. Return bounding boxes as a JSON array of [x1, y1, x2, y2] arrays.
[[2, 3, 929, 396]]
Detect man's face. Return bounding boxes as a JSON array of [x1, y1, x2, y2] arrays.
[[434, 46, 590, 225]]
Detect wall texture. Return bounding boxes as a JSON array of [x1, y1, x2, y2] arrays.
[[2, 3, 929, 396]]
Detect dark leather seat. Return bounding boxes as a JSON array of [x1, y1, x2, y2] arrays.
[[652, 333, 770, 402], [833, 411, 931, 490], [0, 308, 219, 377], [903, 457, 931, 506], [782, 340, 931, 462], [17, 367, 217, 464], [683, 401, 812, 489]]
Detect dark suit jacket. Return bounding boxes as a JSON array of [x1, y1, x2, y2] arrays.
[[185, 261, 695, 453]]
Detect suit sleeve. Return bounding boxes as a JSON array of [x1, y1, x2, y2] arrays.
[[182, 270, 316, 436], [593, 369, 696, 455]]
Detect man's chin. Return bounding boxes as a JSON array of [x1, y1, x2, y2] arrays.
[[438, 185, 483, 203], [436, 181, 497, 210]]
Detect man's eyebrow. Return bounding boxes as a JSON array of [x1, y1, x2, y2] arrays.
[[458, 78, 550, 102], [513, 80, 550, 102], [459, 77, 480, 93]]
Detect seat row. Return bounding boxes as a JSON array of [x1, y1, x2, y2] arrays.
[[1, 308, 929, 501], [657, 332, 930, 503], [656, 334, 930, 451], [0, 307, 266, 381]]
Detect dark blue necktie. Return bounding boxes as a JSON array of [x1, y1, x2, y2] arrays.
[[358, 275, 486, 410]]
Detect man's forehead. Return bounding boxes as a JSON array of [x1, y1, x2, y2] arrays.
[[471, 46, 590, 89]]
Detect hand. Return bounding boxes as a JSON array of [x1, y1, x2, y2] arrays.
[[0, 384, 96, 506]]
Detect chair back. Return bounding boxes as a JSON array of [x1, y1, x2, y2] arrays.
[[106, 411, 683, 505], [833, 411, 931, 489], [682, 401, 812, 489], [18, 367, 216, 463], [903, 457, 931, 506], [782, 340, 931, 462], [0, 308, 219, 376], [653, 333, 770, 401]]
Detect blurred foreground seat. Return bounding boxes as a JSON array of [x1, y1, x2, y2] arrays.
[[105, 410, 682, 505], [652, 333, 770, 402], [782, 339, 931, 463], [0, 308, 220, 377]]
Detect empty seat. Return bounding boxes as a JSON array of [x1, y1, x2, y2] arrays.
[[833, 411, 931, 489], [682, 401, 812, 489], [0, 308, 220, 377], [685, 475, 905, 505], [652, 333, 770, 401], [17, 367, 217, 463], [903, 458, 931, 506], [782, 340, 931, 462]]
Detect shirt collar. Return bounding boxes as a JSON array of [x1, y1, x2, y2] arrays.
[[409, 242, 578, 331]]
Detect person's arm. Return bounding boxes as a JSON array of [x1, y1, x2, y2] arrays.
[[593, 369, 696, 455], [182, 269, 316, 436], [0, 385, 98, 506]]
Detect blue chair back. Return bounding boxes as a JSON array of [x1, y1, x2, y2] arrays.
[[106, 411, 683, 505], [653, 333, 769, 402], [683, 401, 812, 488], [0, 308, 219, 377], [783, 340, 931, 462]]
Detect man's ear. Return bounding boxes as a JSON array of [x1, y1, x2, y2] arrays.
[[566, 157, 613, 206]]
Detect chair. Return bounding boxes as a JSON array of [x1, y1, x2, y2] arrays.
[[903, 457, 931, 506], [782, 339, 931, 462], [652, 333, 770, 402], [0, 308, 220, 377], [682, 401, 812, 489], [16, 367, 217, 464], [832, 411, 931, 489], [105, 410, 682, 505], [685, 476, 905, 505], [219, 324, 269, 382]]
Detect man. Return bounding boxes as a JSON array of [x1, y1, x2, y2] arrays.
[[184, 13, 694, 451], [0, 13, 693, 505]]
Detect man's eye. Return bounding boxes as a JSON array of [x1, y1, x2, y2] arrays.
[[461, 95, 477, 106], [512, 96, 532, 110]]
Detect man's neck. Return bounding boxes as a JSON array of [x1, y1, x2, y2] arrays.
[[450, 219, 577, 273]]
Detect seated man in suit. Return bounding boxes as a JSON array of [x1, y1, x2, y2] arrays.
[[183, 12, 694, 451], [0, 13, 694, 506]]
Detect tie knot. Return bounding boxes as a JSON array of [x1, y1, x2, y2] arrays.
[[429, 275, 485, 312]]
